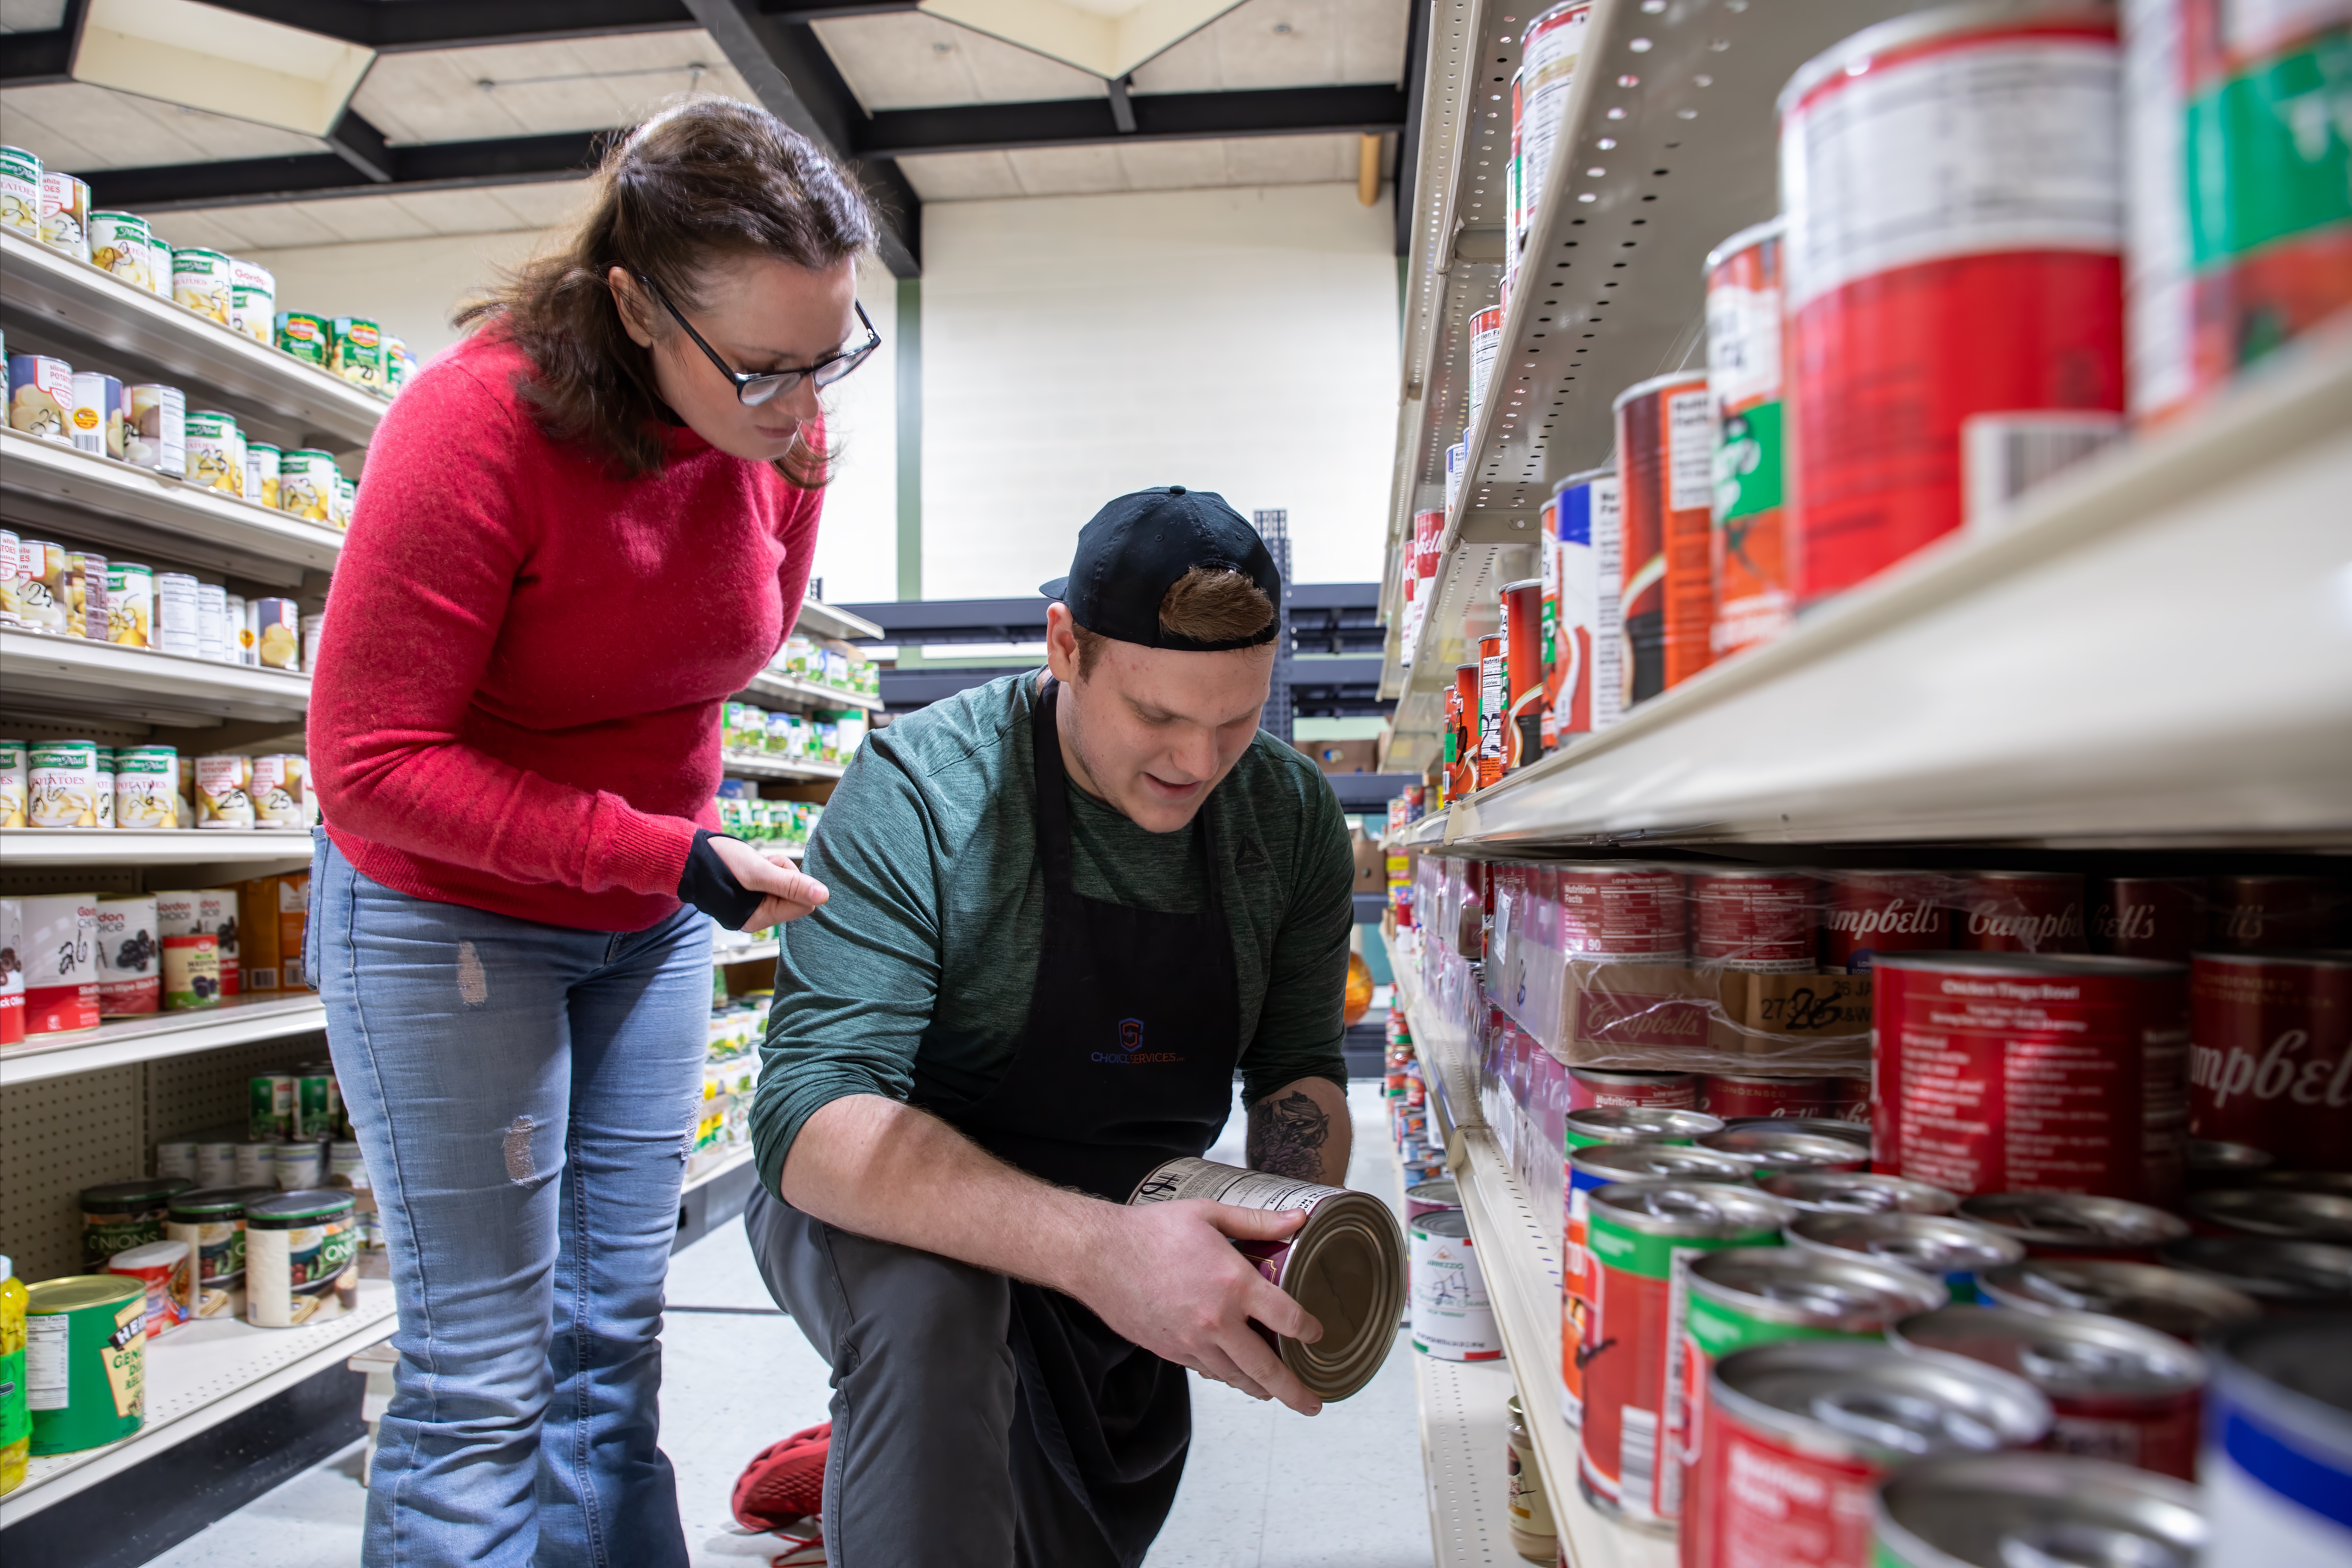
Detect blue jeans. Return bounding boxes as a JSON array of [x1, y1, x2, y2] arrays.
[[310, 832, 713, 1567]]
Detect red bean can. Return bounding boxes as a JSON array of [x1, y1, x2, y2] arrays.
[[2203, 874, 2341, 951], [1568, 1067, 1701, 1112], [2188, 950, 2350, 1171], [1779, 0, 2125, 606], [1954, 870, 2088, 954], [1891, 1303, 2205, 1480], [1476, 634, 1508, 789], [2090, 876, 2200, 962], [1691, 869, 1817, 973], [1559, 863, 1687, 963], [1501, 577, 1547, 770], [1871, 951, 2189, 1206], [1613, 372, 1715, 698], [1700, 1074, 1844, 1121], [1820, 870, 1949, 974]]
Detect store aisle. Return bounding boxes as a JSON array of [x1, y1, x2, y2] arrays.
[[147, 1083, 1432, 1568]]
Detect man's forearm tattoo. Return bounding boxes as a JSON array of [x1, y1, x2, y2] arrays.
[[1246, 1089, 1332, 1181]]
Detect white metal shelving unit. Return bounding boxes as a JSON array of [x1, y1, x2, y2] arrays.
[[794, 597, 884, 643], [0, 828, 314, 867], [0, 994, 329, 1085], [0, 1279, 397, 1525], [739, 668, 885, 713], [714, 937, 782, 968], [1, 629, 313, 726], [719, 748, 845, 783]]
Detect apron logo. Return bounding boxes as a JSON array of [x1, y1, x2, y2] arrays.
[[1119, 1017, 1144, 1053], [1093, 1016, 1182, 1066]]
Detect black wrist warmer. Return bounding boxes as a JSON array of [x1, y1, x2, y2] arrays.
[[678, 829, 767, 929]]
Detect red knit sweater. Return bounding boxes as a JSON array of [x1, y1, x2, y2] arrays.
[[310, 334, 821, 931]]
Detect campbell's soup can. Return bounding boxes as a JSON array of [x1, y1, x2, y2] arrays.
[[1578, 1180, 1787, 1526], [87, 210, 151, 288], [1780, 2, 2125, 606], [106, 560, 155, 646], [38, 170, 89, 259], [1703, 217, 1794, 661], [1692, 1340, 2049, 1568], [1699, 1074, 1845, 1120], [1977, 1256, 2260, 1340], [0, 144, 38, 237], [69, 372, 124, 460], [8, 355, 73, 444], [2203, 874, 2340, 951], [1893, 1303, 2205, 1480], [1674, 1248, 1946, 1534], [2092, 875, 2201, 962], [1958, 1191, 2190, 1262], [1614, 371, 1714, 698], [1954, 870, 2088, 953], [1567, 1067, 1699, 1112], [172, 247, 233, 323], [1873, 951, 2189, 1205], [1559, 862, 1688, 962], [94, 894, 160, 1017], [1821, 870, 1949, 974], [126, 383, 185, 475], [228, 259, 274, 343], [184, 409, 244, 496], [21, 893, 99, 1034], [1691, 869, 1816, 972], [2188, 950, 2348, 1172]]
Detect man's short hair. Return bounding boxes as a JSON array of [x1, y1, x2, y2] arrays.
[[1070, 567, 1277, 679]]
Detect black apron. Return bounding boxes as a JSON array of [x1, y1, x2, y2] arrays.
[[916, 676, 1242, 1566]]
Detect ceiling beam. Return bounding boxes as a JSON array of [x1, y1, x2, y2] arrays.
[[760, 0, 922, 20], [184, 1, 701, 51], [683, 0, 922, 276], [80, 131, 609, 213], [852, 83, 1409, 158], [0, 0, 83, 87], [324, 110, 395, 184]]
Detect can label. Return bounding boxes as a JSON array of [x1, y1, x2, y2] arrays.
[[297, 1073, 337, 1138], [184, 410, 244, 496], [172, 249, 233, 322], [1560, 867, 1687, 960], [1411, 1221, 1502, 1360], [276, 312, 329, 366], [2044, 1387, 2200, 1480], [1696, 1395, 1886, 1568], [2090, 876, 2200, 962], [1587, 474, 1626, 731], [196, 755, 254, 827], [245, 1216, 359, 1328], [0, 144, 38, 237], [70, 373, 124, 460], [250, 754, 303, 827], [1567, 1069, 1701, 1113], [126, 384, 185, 475], [114, 746, 177, 827], [1478, 637, 1508, 788], [8, 356, 73, 444], [95, 896, 159, 1016], [2189, 955, 2350, 1171], [228, 259, 274, 343], [251, 1074, 295, 1140], [163, 934, 221, 1009], [1694, 873, 1817, 972], [1707, 225, 1792, 658], [1956, 873, 2087, 953], [1701, 1075, 1845, 1120], [167, 1216, 247, 1288], [1547, 480, 1600, 741], [88, 210, 152, 287], [331, 317, 386, 389], [38, 171, 88, 258], [1616, 375, 1716, 700], [1823, 873, 1949, 975], [28, 741, 102, 828]]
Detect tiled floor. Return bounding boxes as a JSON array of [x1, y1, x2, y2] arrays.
[[147, 1084, 1433, 1566]]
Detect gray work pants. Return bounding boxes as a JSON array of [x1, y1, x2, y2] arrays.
[[744, 1183, 1126, 1568]]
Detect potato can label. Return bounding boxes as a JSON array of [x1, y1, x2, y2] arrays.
[[9, 355, 73, 443], [184, 410, 243, 496], [228, 259, 274, 342], [38, 171, 88, 259], [107, 560, 156, 646], [277, 452, 337, 522], [172, 249, 232, 323], [0, 144, 38, 237], [250, 753, 303, 826], [70, 373, 124, 459], [88, 211, 152, 289], [126, 383, 185, 475], [29, 741, 102, 828]]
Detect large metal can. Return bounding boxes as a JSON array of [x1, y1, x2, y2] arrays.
[[1614, 372, 1715, 696], [1703, 218, 1792, 660], [1873, 1452, 2203, 1566], [2201, 1315, 2352, 1568], [2188, 950, 2350, 1171]]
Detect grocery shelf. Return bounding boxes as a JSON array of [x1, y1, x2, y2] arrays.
[[0, 827, 314, 867], [714, 937, 781, 968], [720, 748, 846, 782], [683, 1144, 755, 1197], [1, 628, 311, 725], [1409, 332, 2352, 850], [739, 669, 884, 712], [0, 428, 343, 587], [0, 994, 326, 1086], [0, 231, 386, 449], [795, 596, 885, 643], [0, 1277, 397, 1525], [1418, 1352, 1525, 1566]]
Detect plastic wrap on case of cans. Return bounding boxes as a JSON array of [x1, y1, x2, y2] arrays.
[[1892, 1303, 2206, 1479], [1870, 951, 2189, 1205], [20, 893, 98, 1034], [1130, 1158, 1404, 1401], [1781, 1, 2125, 605], [87, 210, 150, 287], [24, 1275, 147, 1456], [194, 754, 253, 828], [227, 259, 274, 343], [2123, 0, 2352, 423], [243, 1191, 359, 1328], [1690, 869, 1816, 974], [1674, 1249, 1947, 1531], [1686, 1341, 2049, 1568], [1821, 870, 1949, 974], [1545, 470, 1606, 742], [1978, 1256, 2260, 1338], [37, 171, 88, 259], [2189, 951, 2349, 1172], [95, 894, 160, 1017], [1785, 1211, 2024, 1302], [1559, 863, 1687, 963], [0, 740, 22, 827], [0, 144, 38, 237], [172, 248, 233, 323], [28, 740, 102, 828], [1409, 1208, 1500, 1361], [69, 372, 124, 459], [330, 317, 385, 390], [2201, 1316, 2352, 1568], [250, 596, 301, 668], [1577, 1181, 1787, 1526], [2205, 873, 2341, 949], [1954, 869, 2087, 952], [105, 1240, 189, 1338], [2091, 875, 2201, 960], [184, 409, 243, 496], [1614, 372, 1715, 699], [1519, 3, 1591, 225], [126, 384, 185, 475], [1704, 218, 1793, 660], [62, 550, 105, 639], [1958, 1191, 2191, 1261], [8, 355, 72, 443], [275, 312, 328, 366]]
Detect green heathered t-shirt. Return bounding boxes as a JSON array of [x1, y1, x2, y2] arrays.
[[749, 670, 1356, 1196]]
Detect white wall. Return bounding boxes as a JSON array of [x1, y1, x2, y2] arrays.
[[919, 182, 1398, 595], [803, 255, 900, 604]]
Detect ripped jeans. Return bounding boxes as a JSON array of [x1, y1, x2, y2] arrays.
[[310, 831, 712, 1568]]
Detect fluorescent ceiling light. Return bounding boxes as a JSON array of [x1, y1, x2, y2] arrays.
[[72, 0, 375, 138], [919, 0, 1247, 80]]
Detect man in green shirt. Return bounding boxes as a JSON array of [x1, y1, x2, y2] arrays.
[[742, 487, 1359, 1565]]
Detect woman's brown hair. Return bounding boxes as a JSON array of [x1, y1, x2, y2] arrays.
[[456, 98, 877, 486]]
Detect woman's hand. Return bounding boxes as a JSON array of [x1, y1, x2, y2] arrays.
[[710, 836, 830, 929]]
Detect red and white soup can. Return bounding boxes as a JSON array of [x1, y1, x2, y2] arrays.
[[1557, 863, 1687, 963], [1568, 1067, 1701, 1113], [1954, 870, 2087, 954], [1691, 869, 1817, 973], [2189, 950, 2350, 1172], [1820, 870, 1949, 974], [1699, 1075, 1846, 1122]]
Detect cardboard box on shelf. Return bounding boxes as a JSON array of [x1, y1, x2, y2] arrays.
[[1350, 829, 1384, 894], [1311, 739, 1381, 775], [1549, 957, 1871, 1076], [236, 873, 311, 994]]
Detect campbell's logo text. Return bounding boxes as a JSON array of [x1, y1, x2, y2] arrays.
[[2191, 1029, 2351, 1109], [1827, 898, 1940, 937], [1965, 905, 2085, 944]]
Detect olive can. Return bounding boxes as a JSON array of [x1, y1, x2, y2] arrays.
[[244, 1190, 360, 1328], [81, 1177, 191, 1271], [227, 259, 274, 343], [24, 1275, 146, 1455], [1976, 1257, 2261, 1340], [171, 247, 233, 323], [126, 384, 185, 475], [0, 144, 38, 238], [274, 311, 328, 366], [329, 317, 384, 390], [1871, 1452, 2203, 1568], [87, 211, 151, 289], [37, 171, 89, 260], [183, 409, 244, 496], [165, 1186, 273, 1321], [94, 892, 160, 1016]]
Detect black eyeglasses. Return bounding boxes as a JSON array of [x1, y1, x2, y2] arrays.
[[639, 274, 881, 406]]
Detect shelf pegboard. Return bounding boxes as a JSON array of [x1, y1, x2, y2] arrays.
[[0, 1064, 147, 1282]]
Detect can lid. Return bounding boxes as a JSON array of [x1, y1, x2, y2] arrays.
[[1499, 578, 1543, 594], [1891, 1304, 2205, 1397], [106, 1239, 190, 1269], [1412, 1208, 1472, 1240], [1758, 1172, 1959, 1216], [28, 1274, 147, 1313], [2156, 1237, 2352, 1305], [81, 1176, 191, 1211], [1590, 1179, 1790, 1237], [1703, 214, 1787, 276], [1958, 1193, 2190, 1248], [1789, 1212, 2024, 1273], [1874, 1452, 2203, 1567], [246, 1189, 357, 1225], [1977, 1259, 2260, 1340], [167, 1185, 275, 1218], [1690, 1245, 1947, 1328], [1712, 1340, 2050, 1461], [1572, 1144, 1753, 1184]]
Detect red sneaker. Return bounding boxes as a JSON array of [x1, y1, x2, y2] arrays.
[[732, 1421, 830, 1534]]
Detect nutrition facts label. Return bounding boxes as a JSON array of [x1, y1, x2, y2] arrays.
[[1129, 1157, 1342, 1213], [26, 1314, 69, 1411]]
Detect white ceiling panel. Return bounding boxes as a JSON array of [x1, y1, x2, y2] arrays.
[[1131, 0, 1407, 93], [1220, 129, 1359, 183], [484, 181, 593, 231], [813, 12, 1106, 110], [898, 149, 1029, 201], [902, 131, 1377, 200], [0, 0, 67, 31], [1003, 142, 1130, 196], [350, 31, 756, 144], [0, 81, 326, 172], [1106, 137, 1230, 190], [147, 181, 585, 254]]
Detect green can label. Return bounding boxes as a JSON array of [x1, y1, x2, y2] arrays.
[[1683, 1288, 1859, 1362], [0, 1344, 28, 1448], [274, 312, 328, 366], [1588, 1211, 1781, 1279], [2186, 33, 2352, 270]]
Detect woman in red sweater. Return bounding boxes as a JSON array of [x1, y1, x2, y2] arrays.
[[305, 101, 873, 1564]]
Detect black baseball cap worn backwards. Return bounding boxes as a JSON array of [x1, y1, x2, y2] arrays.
[[1038, 486, 1283, 652]]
